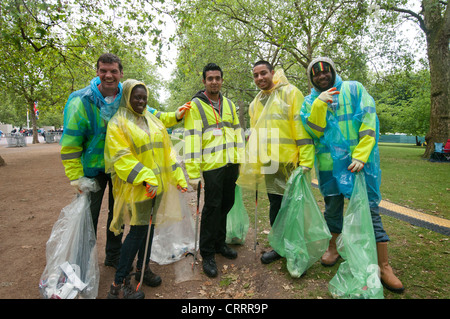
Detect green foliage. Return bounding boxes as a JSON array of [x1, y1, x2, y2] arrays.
[[371, 69, 430, 135]]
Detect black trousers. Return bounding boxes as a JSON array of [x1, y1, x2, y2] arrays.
[[89, 172, 123, 261], [267, 193, 283, 227], [200, 164, 240, 259]]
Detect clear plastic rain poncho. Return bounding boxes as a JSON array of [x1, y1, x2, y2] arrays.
[[104, 79, 189, 234], [237, 69, 314, 195], [301, 73, 382, 205], [328, 173, 383, 299]]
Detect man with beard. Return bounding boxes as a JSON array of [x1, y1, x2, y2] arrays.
[[300, 57, 404, 293]]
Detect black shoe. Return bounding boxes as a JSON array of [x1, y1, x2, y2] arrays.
[[104, 257, 120, 269], [107, 277, 145, 299], [134, 266, 162, 287], [261, 250, 282, 264], [202, 257, 218, 278], [217, 245, 237, 259]]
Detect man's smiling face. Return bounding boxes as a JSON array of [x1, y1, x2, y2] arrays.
[[253, 64, 275, 91]]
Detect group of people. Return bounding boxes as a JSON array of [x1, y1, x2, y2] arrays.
[[59, 53, 404, 299]]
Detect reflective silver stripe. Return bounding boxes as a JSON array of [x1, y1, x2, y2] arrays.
[[203, 144, 225, 154], [133, 141, 164, 155], [193, 98, 209, 128], [155, 111, 162, 119], [296, 138, 314, 146], [185, 152, 202, 160], [260, 137, 296, 145], [225, 98, 235, 123], [127, 162, 144, 183], [359, 129, 376, 138], [193, 98, 237, 132], [184, 128, 202, 136], [61, 151, 82, 160], [172, 163, 180, 171], [307, 120, 325, 132]]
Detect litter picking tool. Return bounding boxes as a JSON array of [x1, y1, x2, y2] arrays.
[[137, 196, 156, 292], [254, 189, 259, 258], [192, 180, 202, 271]]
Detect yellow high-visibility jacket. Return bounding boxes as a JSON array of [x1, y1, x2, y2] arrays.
[[105, 80, 187, 235], [183, 91, 244, 179], [237, 69, 315, 195]]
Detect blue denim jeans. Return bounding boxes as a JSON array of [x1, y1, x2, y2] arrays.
[[114, 224, 154, 284], [324, 194, 389, 242]]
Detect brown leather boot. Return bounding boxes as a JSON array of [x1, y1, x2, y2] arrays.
[[376, 242, 404, 293], [321, 232, 340, 266]]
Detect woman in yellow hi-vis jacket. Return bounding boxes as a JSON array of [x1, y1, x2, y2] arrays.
[[183, 63, 244, 278], [237, 60, 315, 265], [104, 79, 187, 299]]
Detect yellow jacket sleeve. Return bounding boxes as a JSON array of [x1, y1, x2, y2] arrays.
[[183, 103, 203, 179], [351, 85, 378, 163], [156, 111, 179, 128], [290, 87, 315, 168], [306, 98, 328, 139]]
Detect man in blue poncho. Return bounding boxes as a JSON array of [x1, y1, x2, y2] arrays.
[[300, 57, 404, 293]]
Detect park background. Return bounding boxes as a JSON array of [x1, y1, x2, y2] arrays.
[[0, 0, 448, 300]]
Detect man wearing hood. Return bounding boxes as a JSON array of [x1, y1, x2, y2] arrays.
[[237, 60, 315, 265], [183, 63, 244, 277], [301, 57, 404, 293]]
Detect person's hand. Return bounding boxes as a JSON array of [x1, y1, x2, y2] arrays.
[[189, 178, 201, 191], [70, 180, 82, 194], [145, 182, 158, 198], [177, 185, 188, 193], [175, 102, 192, 120], [318, 87, 340, 104], [348, 159, 364, 173]]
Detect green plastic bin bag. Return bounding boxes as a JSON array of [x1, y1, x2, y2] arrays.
[[268, 168, 331, 278], [328, 172, 384, 299], [226, 185, 249, 245]]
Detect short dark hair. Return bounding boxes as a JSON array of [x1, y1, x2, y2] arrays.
[[97, 53, 123, 72], [203, 63, 223, 80], [253, 60, 273, 72]]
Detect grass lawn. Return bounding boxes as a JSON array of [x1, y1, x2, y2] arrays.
[[237, 143, 449, 299], [378, 143, 449, 220], [172, 136, 449, 299]]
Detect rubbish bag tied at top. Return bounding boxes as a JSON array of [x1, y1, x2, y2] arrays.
[[226, 185, 249, 245], [39, 177, 100, 299], [268, 167, 331, 278], [328, 173, 383, 299]]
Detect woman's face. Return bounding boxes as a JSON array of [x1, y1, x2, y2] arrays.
[[130, 86, 148, 114]]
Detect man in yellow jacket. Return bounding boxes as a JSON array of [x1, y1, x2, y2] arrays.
[[301, 57, 404, 293], [237, 60, 315, 265], [183, 63, 244, 277]]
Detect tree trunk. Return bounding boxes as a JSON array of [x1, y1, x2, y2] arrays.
[[28, 101, 40, 144], [422, 0, 450, 158]]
